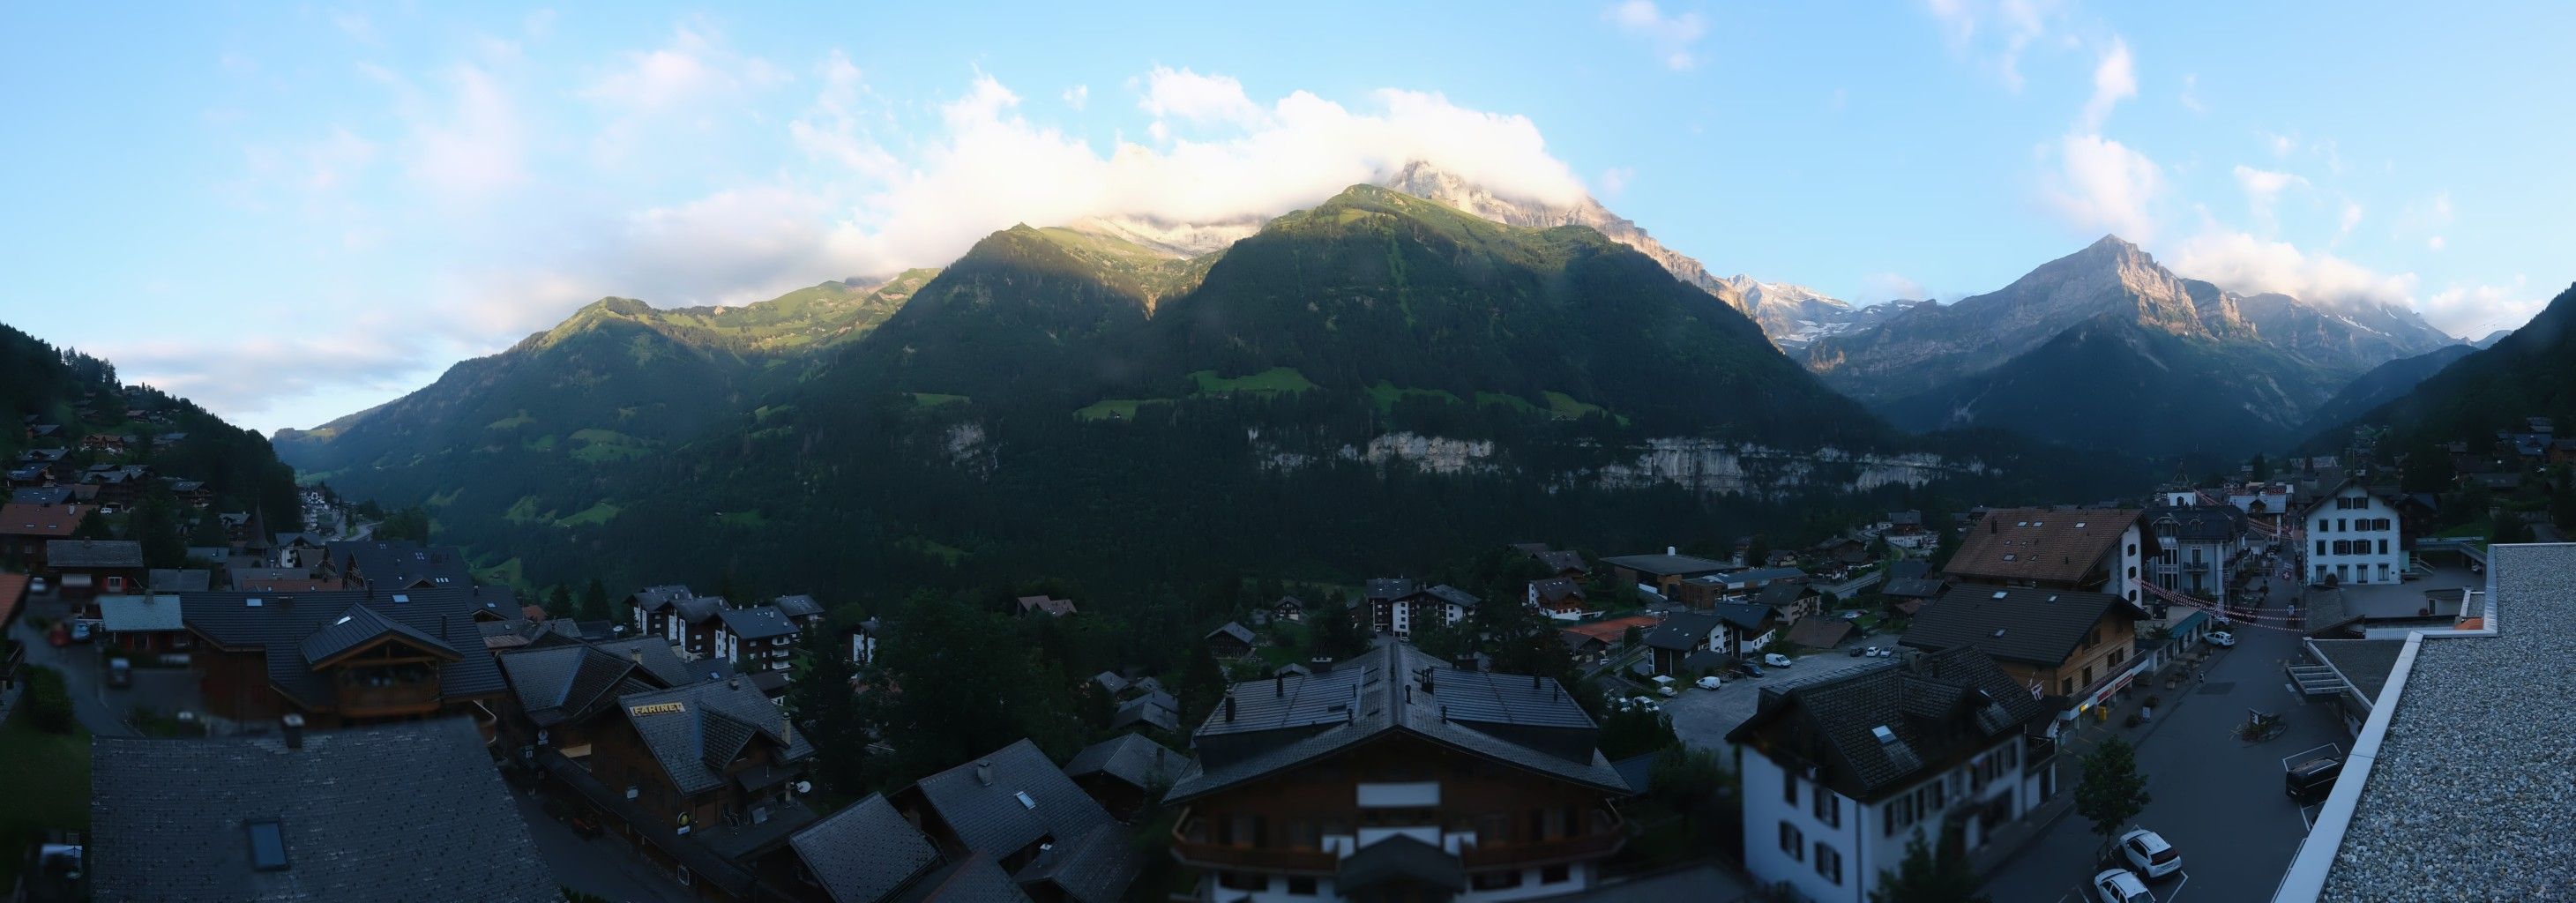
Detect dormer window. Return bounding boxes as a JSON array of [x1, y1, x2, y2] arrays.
[[245, 819, 289, 871]]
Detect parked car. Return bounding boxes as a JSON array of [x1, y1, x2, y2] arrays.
[[2287, 756, 2343, 803], [68, 621, 93, 644], [1848, 646, 1868, 657], [2091, 869, 2154, 903], [2206, 631, 2237, 648], [2117, 828, 2182, 879], [1841, 610, 1863, 620], [1694, 675, 1722, 690], [1652, 675, 1677, 698], [1736, 662, 1766, 679], [106, 658, 132, 689], [1763, 653, 1794, 668], [28, 577, 48, 594]]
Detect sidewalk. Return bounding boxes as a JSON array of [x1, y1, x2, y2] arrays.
[[1969, 646, 2234, 877]]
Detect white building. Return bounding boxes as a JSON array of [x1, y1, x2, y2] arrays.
[[2299, 479, 2405, 586], [2140, 505, 2247, 605], [1728, 648, 2057, 903]]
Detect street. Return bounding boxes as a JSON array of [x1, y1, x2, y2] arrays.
[[1664, 638, 1901, 750], [509, 791, 695, 903], [1978, 571, 2350, 903]]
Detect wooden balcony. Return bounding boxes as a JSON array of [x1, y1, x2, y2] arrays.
[[1460, 805, 1625, 869], [1169, 840, 1340, 874]]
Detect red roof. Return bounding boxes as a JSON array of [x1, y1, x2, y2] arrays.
[[0, 503, 93, 538], [1559, 614, 1660, 644], [0, 572, 26, 631]]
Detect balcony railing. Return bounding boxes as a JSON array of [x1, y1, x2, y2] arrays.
[[1169, 840, 1339, 873], [1460, 831, 1623, 869]]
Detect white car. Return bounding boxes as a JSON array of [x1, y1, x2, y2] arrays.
[[2117, 828, 2183, 879], [2206, 631, 2236, 648], [28, 577, 48, 594], [1763, 653, 1794, 668], [1694, 675, 1722, 690], [2091, 869, 2154, 903]]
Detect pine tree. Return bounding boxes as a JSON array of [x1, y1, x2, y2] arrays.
[[544, 584, 573, 618], [785, 627, 873, 800], [1870, 824, 1989, 903], [577, 577, 610, 623], [2076, 735, 2153, 839]]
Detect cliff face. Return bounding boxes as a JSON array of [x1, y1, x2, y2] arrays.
[[1244, 430, 1974, 499]]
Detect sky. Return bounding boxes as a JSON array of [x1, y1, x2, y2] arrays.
[[4, 2, 2571, 433]]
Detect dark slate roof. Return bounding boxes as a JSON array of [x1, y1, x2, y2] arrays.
[[1009, 821, 1139, 903], [1337, 833, 1463, 893], [1882, 577, 1948, 599], [1609, 753, 1659, 799], [788, 793, 939, 903], [2309, 639, 2408, 702], [1754, 580, 1812, 608], [1424, 584, 1482, 608], [1090, 671, 1130, 695], [1111, 691, 1179, 732], [1064, 733, 1185, 790], [1600, 553, 1729, 577], [298, 605, 460, 665], [46, 539, 143, 568], [89, 718, 557, 902], [1722, 566, 1806, 585], [911, 738, 1114, 860], [147, 568, 212, 593], [182, 587, 516, 709], [1644, 613, 1722, 652], [1364, 578, 1422, 601], [1899, 585, 2138, 668], [1947, 508, 2139, 584], [719, 605, 800, 640], [1273, 594, 1305, 612], [499, 641, 693, 728], [773, 593, 826, 619], [675, 595, 731, 623], [616, 678, 815, 796], [628, 585, 696, 614], [324, 540, 472, 590], [1167, 644, 1627, 803], [1531, 578, 1585, 604], [889, 854, 1032, 903], [1535, 549, 1590, 574], [1206, 621, 1257, 646], [1885, 560, 1932, 582], [1706, 601, 1774, 632], [1726, 646, 2046, 802], [2142, 505, 2248, 542], [9, 486, 72, 505], [1784, 618, 1853, 650]]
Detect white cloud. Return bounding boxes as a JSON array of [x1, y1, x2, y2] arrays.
[[1598, 166, 1635, 196], [2078, 38, 2134, 131], [1139, 66, 1264, 125], [1860, 272, 1930, 303], [402, 64, 527, 198], [581, 26, 787, 110], [2043, 132, 2162, 241], [2230, 164, 2308, 226], [2259, 129, 2296, 158], [2423, 277, 2542, 337], [1062, 84, 1088, 110], [2336, 200, 2363, 242], [1604, 1, 1708, 71], [2169, 229, 2418, 312], [2179, 72, 2203, 113], [2428, 235, 2445, 251], [1923, 0, 2062, 90]]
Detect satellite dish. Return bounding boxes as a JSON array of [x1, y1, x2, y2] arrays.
[[795, 781, 813, 795]]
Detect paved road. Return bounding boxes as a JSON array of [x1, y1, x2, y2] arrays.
[[7, 593, 139, 736], [1666, 629, 1907, 749], [510, 791, 695, 903], [1980, 572, 2349, 903]]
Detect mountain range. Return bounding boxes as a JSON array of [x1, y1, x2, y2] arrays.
[[2311, 280, 2576, 455]]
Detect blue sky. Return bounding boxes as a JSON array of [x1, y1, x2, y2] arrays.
[[4, 2, 2569, 433]]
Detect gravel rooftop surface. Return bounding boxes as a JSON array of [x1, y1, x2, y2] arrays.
[[2321, 543, 2576, 901]]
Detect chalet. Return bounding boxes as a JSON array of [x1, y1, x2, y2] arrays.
[[1556, 614, 1657, 662], [716, 605, 800, 674], [844, 617, 884, 668], [89, 718, 559, 903], [1162, 644, 1631, 900], [896, 738, 1128, 879], [1511, 544, 1591, 579], [1206, 622, 1258, 659], [1808, 536, 1870, 567], [1878, 577, 1947, 617], [1064, 732, 1189, 822], [99, 593, 191, 655], [493, 638, 721, 769], [2139, 504, 2246, 606], [1728, 648, 2054, 903], [319, 540, 473, 591], [1900, 586, 2144, 714], [1753, 580, 1822, 624], [668, 595, 734, 660], [182, 586, 522, 726], [2297, 479, 2407, 586], [1016, 594, 1079, 617], [0, 502, 91, 565], [771, 593, 828, 631], [1944, 508, 2147, 607], [1673, 567, 1805, 608], [80, 433, 133, 454], [1708, 601, 1781, 655], [164, 478, 213, 508], [1092, 671, 1131, 696], [1645, 612, 1727, 675], [1781, 617, 1852, 652], [1425, 584, 1481, 626], [269, 533, 328, 568], [9, 486, 72, 506], [23, 422, 60, 441], [46, 538, 145, 601], [583, 677, 815, 848], [1527, 578, 1587, 618], [766, 793, 953, 903], [1600, 549, 1731, 597], [1112, 690, 1181, 732], [1363, 578, 1435, 637], [1271, 595, 1306, 623], [629, 584, 698, 638], [217, 511, 252, 541]]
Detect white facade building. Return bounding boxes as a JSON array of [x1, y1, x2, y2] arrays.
[[2301, 481, 2405, 586]]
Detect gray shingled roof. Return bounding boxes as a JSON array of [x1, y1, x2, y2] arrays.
[[325, 540, 472, 590], [911, 738, 1114, 860], [1726, 646, 2045, 802], [1110, 691, 1179, 732], [46, 539, 143, 568], [773, 593, 826, 619], [1899, 584, 2137, 668], [788, 793, 939, 903], [1600, 553, 1729, 577], [182, 587, 516, 710], [98, 594, 185, 633], [1009, 821, 1139, 903], [628, 585, 696, 614], [298, 605, 460, 665], [147, 568, 212, 593], [675, 595, 730, 623], [1645, 613, 1721, 652], [720, 605, 800, 640], [1166, 644, 1628, 803], [1706, 601, 1773, 632], [616, 678, 815, 796], [89, 718, 557, 902], [1424, 584, 1481, 608], [1206, 621, 1257, 646], [2142, 505, 2248, 542], [1363, 578, 1421, 601], [1064, 733, 1185, 791], [498, 642, 684, 728], [1882, 577, 1948, 599], [889, 854, 1032, 903]]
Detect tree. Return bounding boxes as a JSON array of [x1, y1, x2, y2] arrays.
[[2494, 515, 2534, 545], [2075, 735, 2152, 840], [578, 578, 610, 623], [2550, 466, 2576, 528], [1596, 705, 1679, 759], [373, 504, 430, 542], [21, 666, 76, 735], [2401, 443, 2456, 495], [785, 628, 873, 801], [71, 510, 112, 541], [1311, 601, 1370, 660], [1743, 534, 1771, 567], [544, 584, 573, 618], [1870, 824, 1989, 903], [2249, 452, 2272, 481]]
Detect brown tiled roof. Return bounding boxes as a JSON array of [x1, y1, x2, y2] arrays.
[[1945, 508, 2138, 585], [0, 503, 92, 538], [1560, 614, 1659, 644]]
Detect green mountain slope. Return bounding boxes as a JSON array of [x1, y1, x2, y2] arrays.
[[2317, 281, 2576, 451], [2296, 343, 2476, 443]]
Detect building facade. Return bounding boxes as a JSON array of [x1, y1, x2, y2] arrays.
[[2301, 481, 2405, 586]]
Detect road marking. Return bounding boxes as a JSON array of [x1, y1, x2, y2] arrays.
[[2301, 803, 2322, 832], [2164, 871, 2190, 901]]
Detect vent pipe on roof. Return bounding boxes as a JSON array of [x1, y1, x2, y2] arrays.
[[975, 760, 993, 787], [1275, 675, 1285, 698], [1222, 694, 1236, 723], [1667, 546, 1676, 556], [630, 647, 644, 665], [281, 713, 305, 750]]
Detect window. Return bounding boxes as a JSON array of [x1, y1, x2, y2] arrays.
[[2317, 519, 2328, 532], [245, 819, 289, 871], [1471, 871, 1524, 891], [2315, 540, 2326, 556], [1813, 790, 1841, 828], [1815, 843, 1843, 884], [1780, 822, 1804, 861], [2109, 649, 2125, 668], [1218, 871, 1267, 891], [2061, 677, 2074, 696], [1287, 877, 1318, 896], [1784, 775, 1799, 806], [1542, 864, 1571, 884], [2082, 666, 2094, 686], [2378, 540, 2389, 555]]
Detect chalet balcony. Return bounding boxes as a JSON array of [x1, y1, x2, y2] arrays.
[[337, 681, 443, 717], [2024, 734, 2058, 770]]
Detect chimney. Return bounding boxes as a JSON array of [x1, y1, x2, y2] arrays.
[[630, 647, 644, 665], [974, 760, 993, 787], [1667, 546, 1677, 556], [281, 713, 306, 750], [1532, 674, 1542, 690], [1274, 675, 1285, 698], [728, 675, 742, 690], [1421, 668, 1436, 695], [1222, 694, 1236, 723]]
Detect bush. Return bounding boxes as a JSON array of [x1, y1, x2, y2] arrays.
[[20, 667, 75, 735]]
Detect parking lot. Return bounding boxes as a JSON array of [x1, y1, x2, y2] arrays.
[[1664, 633, 1907, 749]]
